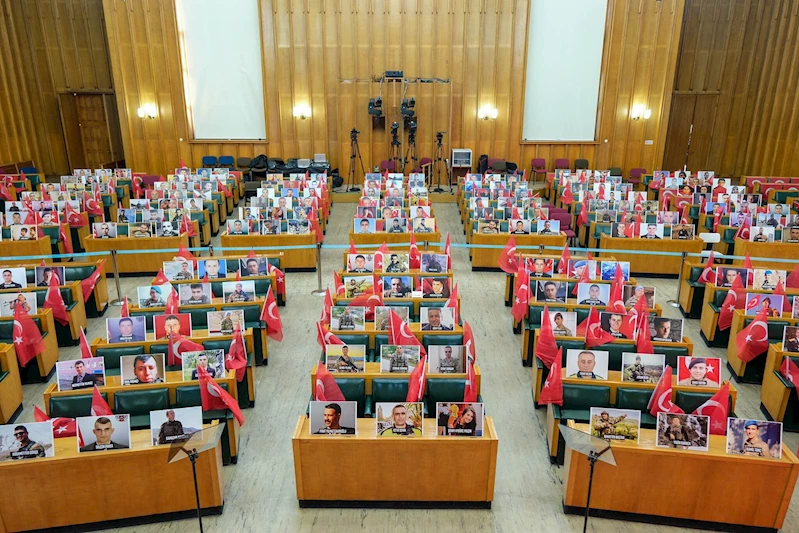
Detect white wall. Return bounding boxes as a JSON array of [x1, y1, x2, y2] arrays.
[[522, 0, 608, 142], [178, 0, 267, 140]]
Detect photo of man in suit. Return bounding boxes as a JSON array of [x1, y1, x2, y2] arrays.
[[70, 360, 98, 389], [110, 317, 145, 343]]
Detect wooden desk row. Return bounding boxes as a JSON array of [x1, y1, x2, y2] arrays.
[[0, 308, 59, 382], [349, 230, 443, 250], [220, 232, 317, 271]]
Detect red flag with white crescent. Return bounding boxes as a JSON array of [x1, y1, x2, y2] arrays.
[[315, 361, 345, 401], [388, 310, 426, 356], [198, 366, 245, 426], [647, 366, 684, 416], [80, 259, 106, 303], [498, 236, 518, 274], [225, 323, 248, 382], [557, 246, 571, 275], [406, 354, 428, 402], [535, 306, 558, 368], [736, 307, 769, 363], [13, 305, 45, 367], [44, 272, 69, 326], [333, 270, 345, 296], [90, 385, 113, 416], [511, 259, 530, 323], [692, 382, 730, 435], [261, 286, 284, 341], [445, 283, 459, 325], [585, 307, 616, 348], [409, 232, 421, 269], [538, 349, 563, 406], [697, 251, 716, 284]]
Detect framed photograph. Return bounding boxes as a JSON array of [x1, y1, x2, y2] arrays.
[[77, 414, 131, 452], [756, 213, 785, 228], [379, 345, 421, 373], [794, 299, 799, 320], [621, 353, 665, 383], [783, 225, 799, 243], [590, 407, 641, 443], [784, 326, 799, 352], [222, 280, 256, 303], [612, 222, 632, 238], [0, 267, 27, 290], [142, 209, 164, 223], [309, 400, 357, 435], [178, 283, 212, 305], [565, 349, 609, 380], [354, 218, 376, 234], [420, 277, 451, 298], [356, 206, 376, 218], [181, 349, 225, 381], [623, 286, 656, 308], [120, 354, 166, 385], [376, 402, 423, 436], [752, 269, 786, 290], [600, 311, 633, 339], [656, 413, 709, 452], [0, 293, 36, 317], [476, 220, 501, 234], [420, 253, 448, 273], [106, 316, 147, 344], [726, 418, 782, 459], [150, 406, 203, 446], [650, 317, 683, 342], [549, 311, 577, 337], [381, 275, 413, 298], [383, 253, 410, 273], [374, 306, 409, 330], [435, 402, 484, 437], [0, 421, 54, 461], [56, 357, 106, 391], [92, 223, 117, 239], [227, 219, 249, 235], [670, 224, 694, 240], [342, 275, 373, 298], [413, 217, 435, 233], [129, 222, 154, 238], [750, 226, 775, 242], [288, 220, 310, 235], [745, 293, 784, 317], [137, 285, 170, 308], [715, 267, 749, 288], [428, 345, 465, 373], [261, 219, 281, 235], [508, 219, 531, 235], [207, 310, 245, 336], [240, 257, 268, 277], [769, 203, 790, 215], [330, 306, 365, 331], [34, 266, 65, 287], [536, 219, 560, 235], [385, 218, 408, 234], [154, 313, 192, 340], [677, 356, 721, 387], [237, 206, 260, 220], [163, 260, 194, 281], [567, 260, 598, 280], [420, 307, 455, 331], [197, 259, 228, 280], [346, 253, 374, 273], [535, 280, 568, 303], [325, 344, 366, 373], [156, 220, 179, 237], [576, 283, 610, 306], [600, 261, 630, 281]]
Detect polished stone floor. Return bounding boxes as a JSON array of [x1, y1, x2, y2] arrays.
[[15, 200, 799, 532]]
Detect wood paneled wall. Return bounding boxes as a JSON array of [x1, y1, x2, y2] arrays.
[[667, 0, 799, 177], [103, 0, 685, 177], [0, 0, 113, 175]]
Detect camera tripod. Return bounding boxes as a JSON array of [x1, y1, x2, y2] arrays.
[[404, 131, 418, 174], [347, 128, 365, 192], [388, 127, 402, 172], [432, 132, 449, 193]]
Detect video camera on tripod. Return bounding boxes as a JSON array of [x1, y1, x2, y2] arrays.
[[350, 128, 360, 142]]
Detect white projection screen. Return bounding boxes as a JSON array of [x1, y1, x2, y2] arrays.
[[522, 0, 608, 142], [178, 0, 267, 140]]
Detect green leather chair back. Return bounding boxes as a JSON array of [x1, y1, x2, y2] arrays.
[[604, 344, 627, 371], [175, 383, 229, 409], [563, 384, 610, 411], [689, 266, 704, 283], [202, 339, 231, 352], [186, 307, 216, 329], [422, 334, 463, 350], [114, 388, 169, 416], [615, 387, 651, 412], [337, 334, 370, 348], [675, 391, 722, 414], [371, 378, 409, 404], [50, 392, 109, 418], [575, 307, 591, 324], [334, 378, 367, 417], [0, 317, 42, 341], [556, 340, 586, 364], [712, 290, 728, 308], [374, 334, 390, 361], [222, 305, 261, 328], [95, 345, 145, 370], [130, 309, 162, 332], [425, 378, 466, 414], [655, 345, 690, 369], [528, 306, 569, 327]]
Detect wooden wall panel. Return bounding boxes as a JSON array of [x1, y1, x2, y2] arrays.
[[0, 0, 112, 175], [668, 0, 799, 177]]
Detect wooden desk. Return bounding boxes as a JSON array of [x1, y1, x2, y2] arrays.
[[0, 344, 22, 424], [292, 416, 498, 506], [0, 425, 224, 532], [563, 423, 799, 531], [349, 231, 442, 248], [83, 233, 192, 275], [3, 236, 51, 259], [727, 310, 799, 383], [0, 309, 59, 382], [326, 322, 464, 348], [470, 233, 567, 270], [733, 239, 799, 270], [220, 232, 316, 271], [761, 344, 796, 423], [0, 281, 88, 344]]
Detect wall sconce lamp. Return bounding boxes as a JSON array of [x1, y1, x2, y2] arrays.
[[293, 104, 312, 120], [630, 104, 652, 121], [136, 103, 158, 119], [478, 105, 498, 120]]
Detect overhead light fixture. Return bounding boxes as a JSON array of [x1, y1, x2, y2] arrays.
[[478, 105, 498, 120], [293, 104, 311, 120], [630, 104, 651, 121], [136, 103, 157, 119]]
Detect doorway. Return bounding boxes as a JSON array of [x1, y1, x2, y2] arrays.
[[58, 93, 124, 171], [662, 93, 718, 171]]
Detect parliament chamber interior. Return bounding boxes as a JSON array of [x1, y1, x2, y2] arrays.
[[2, 0, 799, 531]]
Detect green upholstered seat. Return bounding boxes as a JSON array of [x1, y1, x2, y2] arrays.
[[674, 390, 731, 415], [425, 378, 466, 415], [527, 306, 569, 328], [113, 388, 170, 428], [186, 307, 216, 328], [49, 392, 109, 418], [615, 388, 657, 428], [373, 334, 390, 362], [654, 345, 690, 369], [422, 334, 463, 351], [336, 334, 371, 359], [174, 384, 234, 464], [709, 289, 728, 312], [371, 378, 409, 404], [553, 384, 611, 422], [95, 345, 145, 374], [130, 310, 162, 332], [334, 378, 370, 417]]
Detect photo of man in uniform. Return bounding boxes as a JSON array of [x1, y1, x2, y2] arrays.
[[110, 317, 145, 343], [377, 404, 422, 436], [677, 357, 719, 387], [190, 353, 217, 379], [157, 410, 187, 445], [182, 284, 210, 305], [350, 255, 372, 273], [740, 420, 772, 457], [384, 254, 407, 273], [579, 284, 606, 305], [129, 355, 164, 384], [142, 286, 166, 307], [10, 426, 46, 459], [530, 258, 551, 278], [226, 282, 252, 302], [383, 277, 411, 298], [200, 259, 226, 279], [435, 346, 461, 373]]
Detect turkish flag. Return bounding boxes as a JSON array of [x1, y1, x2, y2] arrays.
[[787, 263, 799, 289], [585, 307, 616, 348], [266, 263, 286, 297], [597, 185, 606, 200], [445, 283, 460, 325], [44, 272, 69, 326], [619, 312, 638, 340], [781, 358, 799, 397], [463, 341, 478, 402], [59, 223, 73, 254], [647, 366, 684, 416], [577, 200, 589, 227], [246, 249, 257, 259], [309, 210, 323, 244], [13, 305, 45, 367], [692, 382, 730, 435], [64, 201, 87, 226], [498, 236, 518, 273], [636, 315, 655, 353], [198, 366, 245, 426], [154, 269, 170, 285], [538, 348, 563, 406], [235, 269, 241, 282], [743, 253, 755, 286], [165, 287, 179, 314], [83, 191, 104, 216], [464, 320, 477, 365], [606, 277, 625, 314], [91, 385, 113, 416], [409, 232, 421, 269], [320, 288, 333, 324], [349, 240, 357, 254], [180, 214, 197, 237], [316, 320, 344, 347], [746, 294, 761, 310], [698, 251, 716, 284], [315, 361, 345, 401], [562, 186, 574, 205], [388, 309, 426, 356], [680, 204, 690, 224], [717, 288, 739, 331], [80, 259, 106, 303], [712, 213, 721, 233], [374, 242, 389, 271], [175, 242, 196, 266], [166, 333, 204, 367], [79, 327, 93, 359], [34, 406, 77, 438], [120, 297, 129, 318], [774, 279, 792, 314], [445, 233, 452, 270], [261, 286, 284, 341], [735, 216, 751, 240], [557, 246, 571, 275], [535, 306, 558, 368], [333, 270, 345, 296], [225, 323, 248, 382], [511, 260, 530, 323], [0, 183, 12, 200], [406, 354, 428, 402], [736, 307, 769, 363], [571, 262, 592, 296], [132, 176, 143, 198]]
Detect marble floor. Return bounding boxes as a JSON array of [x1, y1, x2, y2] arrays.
[[17, 201, 799, 532]]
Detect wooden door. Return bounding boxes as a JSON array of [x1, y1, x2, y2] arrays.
[[663, 93, 718, 171], [59, 93, 125, 171], [75, 95, 111, 170]]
